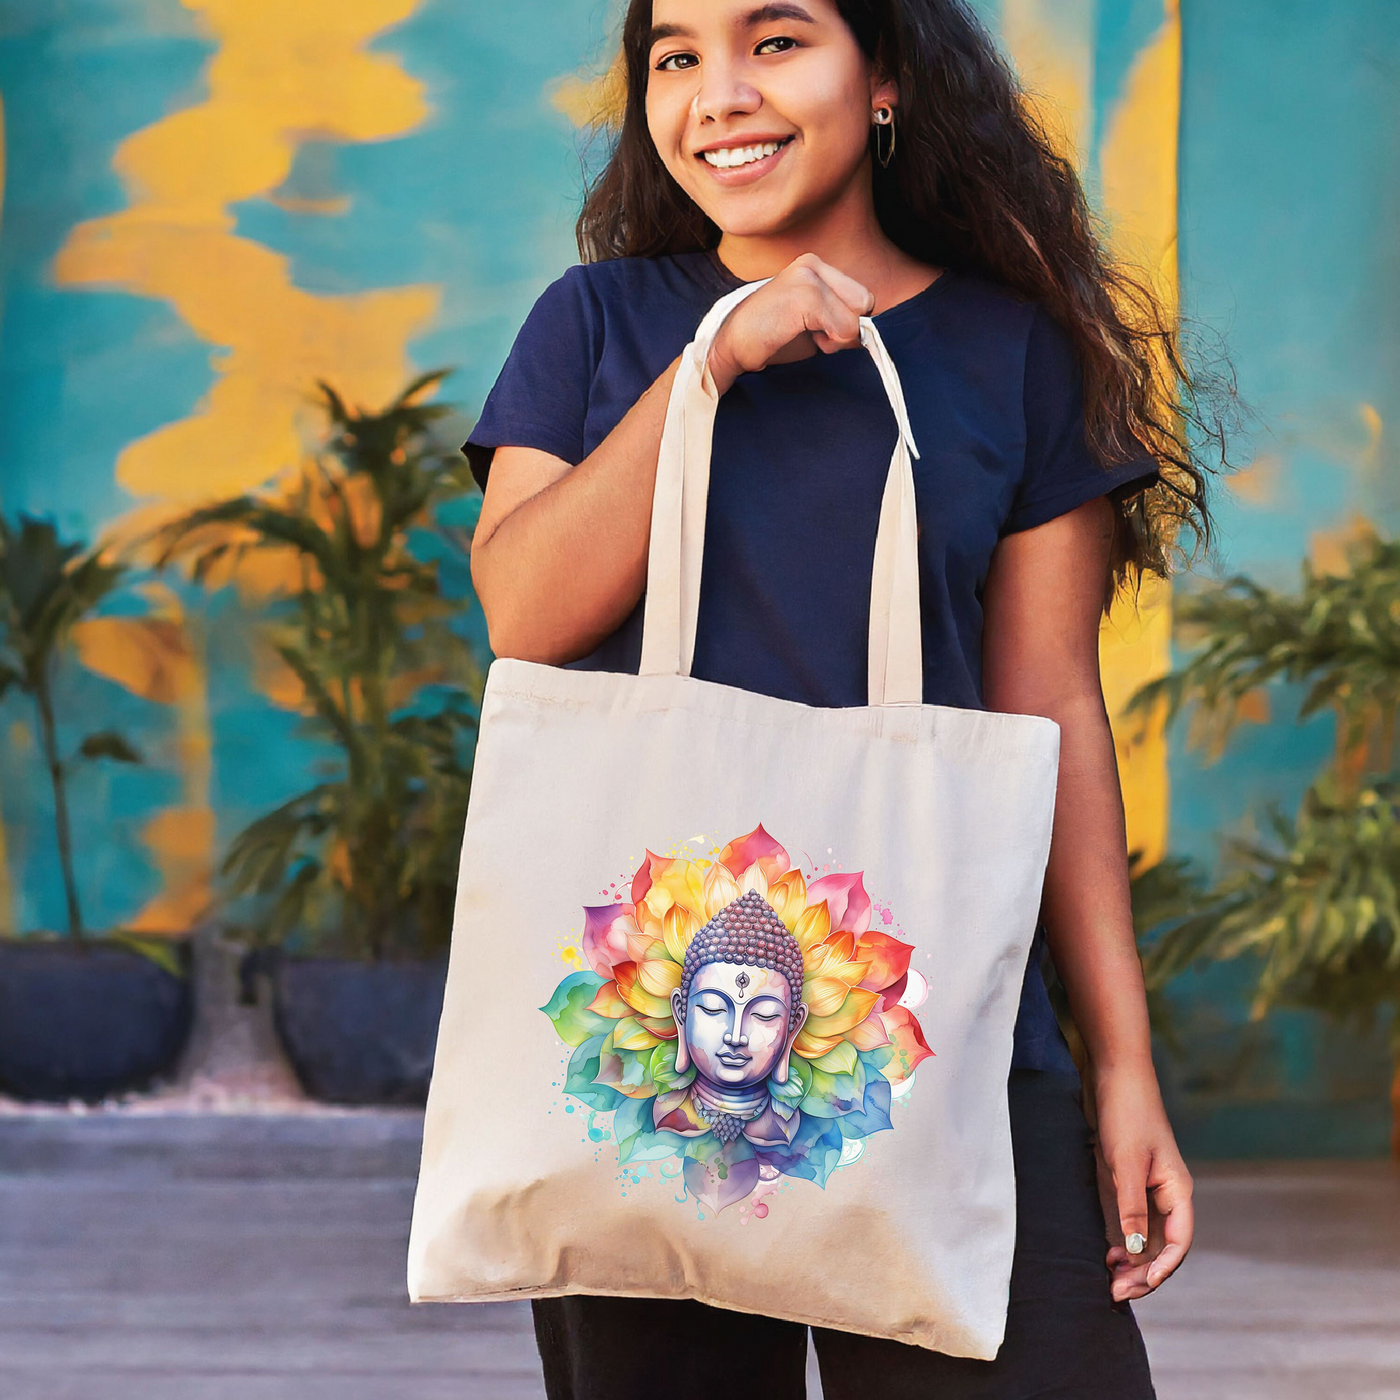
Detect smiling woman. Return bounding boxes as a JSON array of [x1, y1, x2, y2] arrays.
[[458, 0, 1220, 1395]]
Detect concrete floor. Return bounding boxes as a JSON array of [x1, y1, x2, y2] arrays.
[[1, 1114, 1397, 1400]]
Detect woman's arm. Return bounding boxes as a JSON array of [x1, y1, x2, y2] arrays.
[[982, 496, 1194, 1302], [471, 357, 682, 663], [471, 254, 875, 663]]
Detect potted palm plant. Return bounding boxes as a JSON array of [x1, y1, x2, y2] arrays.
[[1127, 528, 1400, 1154], [154, 371, 481, 1104], [0, 516, 192, 1100]]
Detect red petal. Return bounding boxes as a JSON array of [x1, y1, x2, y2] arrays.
[[880, 1004, 934, 1081], [878, 973, 909, 1011], [856, 930, 914, 993], [717, 824, 791, 882], [807, 872, 872, 935]]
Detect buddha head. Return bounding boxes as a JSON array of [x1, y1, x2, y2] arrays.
[[671, 889, 809, 1091]]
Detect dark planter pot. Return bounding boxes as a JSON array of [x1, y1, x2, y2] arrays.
[[0, 940, 193, 1102], [272, 955, 448, 1106]]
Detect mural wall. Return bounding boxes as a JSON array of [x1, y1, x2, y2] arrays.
[[0, 0, 1396, 1151]]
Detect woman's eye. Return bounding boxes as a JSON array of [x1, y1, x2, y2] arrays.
[[654, 50, 699, 71], [751, 1012, 780, 1023], [699, 1004, 724, 1016], [755, 35, 799, 55]]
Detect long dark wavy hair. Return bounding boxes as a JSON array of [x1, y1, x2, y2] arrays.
[[577, 0, 1233, 603]]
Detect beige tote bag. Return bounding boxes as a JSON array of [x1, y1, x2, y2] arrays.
[[408, 281, 1061, 1358]]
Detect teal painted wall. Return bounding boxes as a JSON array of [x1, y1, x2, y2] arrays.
[[0, 0, 1396, 1150]]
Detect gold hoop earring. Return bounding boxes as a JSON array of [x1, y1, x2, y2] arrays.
[[873, 107, 896, 168]]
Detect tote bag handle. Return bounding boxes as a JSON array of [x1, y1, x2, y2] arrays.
[[638, 279, 924, 706]]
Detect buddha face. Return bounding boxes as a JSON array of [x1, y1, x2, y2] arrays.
[[672, 963, 808, 1089]]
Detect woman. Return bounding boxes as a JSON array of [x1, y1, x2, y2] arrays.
[[466, 0, 1220, 1394]]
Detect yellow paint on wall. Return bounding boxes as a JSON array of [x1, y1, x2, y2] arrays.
[[53, 0, 438, 505], [50, 0, 438, 931], [1001, 0, 1096, 164], [1094, 2, 1182, 870], [1003, 2, 1181, 870], [71, 585, 215, 933]]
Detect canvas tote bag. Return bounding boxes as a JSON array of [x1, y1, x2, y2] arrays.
[[408, 280, 1061, 1358]]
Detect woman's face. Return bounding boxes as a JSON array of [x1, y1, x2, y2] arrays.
[[644, 0, 893, 240]]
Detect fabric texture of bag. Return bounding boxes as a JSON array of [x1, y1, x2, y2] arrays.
[[407, 281, 1062, 1358]]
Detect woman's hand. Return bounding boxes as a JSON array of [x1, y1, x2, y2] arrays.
[[707, 253, 874, 395], [1091, 1061, 1194, 1302]]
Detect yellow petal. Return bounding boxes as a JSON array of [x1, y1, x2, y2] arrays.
[[702, 861, 741, 919], [793, 1027, 846, 1059], [846, 1014, 891, 1051], [739, 861, 769, 901], [793, 900, 831, 952], [612, 1016, 662, 1052], [643, 882, 674, 921], [662, 904, 698, 964], [615, 962, 674, 1019], [767, 868, 807, 930], [803, 987, 881, 1037], [626, 927, 661, 963], [638, 957, 683, 998], [801, 976, 852, 1018]]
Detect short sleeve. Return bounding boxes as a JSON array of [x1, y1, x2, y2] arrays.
[[1001, 306, 1160, 535], [462, 264, 600, 492]]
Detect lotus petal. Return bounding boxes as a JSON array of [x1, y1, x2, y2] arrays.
[[807, 872, 872, 936], [594, 1035, 656, 1100], [642, 880, 674, 922], [662, 904, 698, 964], [811, 1040, 858, 1075], [846, 1012, 891, 1051], [856, 931, 914, 993], [822, 930, 857, 964], [685, 1151, 761, 1214], [881, 1004, 934, 1082], [717, 825, 790, 883], [702, 861, 742, 919], [803, 986, 881, 1038], [540, 971, 613, 1047], [638, 957, 683, 997], [656, 859, 708, 920], [738, 861, 769, 900], [581, 904, 638, 976], [612, 1015, 663, 1052], [878, 973, 908, 1010], [792, 1026, 847, 1059], [639, 1014, 679, 1041], [792, 900, 831, 952], [626, 925, 664, 963], [766, 868, 808, 930], [801, 976, 852, 1018], [613, 961, 674, 1019], [585, 978, 631, 1020], [631, 850, 665, 905]]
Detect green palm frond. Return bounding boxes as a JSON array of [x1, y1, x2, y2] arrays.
[[153, 372, 481, 958]]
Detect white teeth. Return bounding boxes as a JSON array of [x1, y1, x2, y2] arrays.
[[702, 140, 784, 169]]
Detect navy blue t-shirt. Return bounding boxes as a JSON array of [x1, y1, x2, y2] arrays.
[[465, 249, 1159, 1074]]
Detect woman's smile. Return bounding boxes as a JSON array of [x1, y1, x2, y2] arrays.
[[696, 135, 796, 184]]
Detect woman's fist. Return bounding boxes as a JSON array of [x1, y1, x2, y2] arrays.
[[707, 253, 875, 395]]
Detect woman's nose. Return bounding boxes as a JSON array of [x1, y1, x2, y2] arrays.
[[723, 1027, 748, 1047], [692, 65, 762, 126]]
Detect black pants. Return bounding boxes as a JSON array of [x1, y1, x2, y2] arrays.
[[532, 1070, 1155, 1400]]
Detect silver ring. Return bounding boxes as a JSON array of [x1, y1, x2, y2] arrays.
[[1125, 1232, 1146, 1256]]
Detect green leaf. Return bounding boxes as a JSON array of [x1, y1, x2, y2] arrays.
[[540, 971, 611, 1048]]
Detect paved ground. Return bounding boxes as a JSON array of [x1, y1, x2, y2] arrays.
[[1, 1114, 1397, 1400]]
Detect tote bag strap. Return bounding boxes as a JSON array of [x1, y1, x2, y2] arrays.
[[638, 279, 924, 706]]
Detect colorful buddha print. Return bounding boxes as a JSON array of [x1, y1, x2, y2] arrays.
[[541, 826, 933, 1214]]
